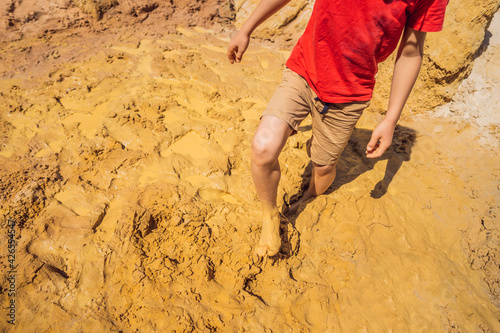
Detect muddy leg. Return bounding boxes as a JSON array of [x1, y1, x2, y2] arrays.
[[251, 115, 294, 257]]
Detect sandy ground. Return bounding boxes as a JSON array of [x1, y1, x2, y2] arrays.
[[433, 12, 500, 147], [0, 8, 499, 333]]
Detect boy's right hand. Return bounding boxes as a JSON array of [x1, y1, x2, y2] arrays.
[[227, 31, 250, 64]]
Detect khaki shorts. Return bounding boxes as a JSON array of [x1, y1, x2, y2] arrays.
[[261, 67, 370, 165]]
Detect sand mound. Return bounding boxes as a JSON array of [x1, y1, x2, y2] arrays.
[[433, 12, 500, 147]]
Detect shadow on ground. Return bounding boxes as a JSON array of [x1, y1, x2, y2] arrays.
[[283, 124, 417, 221]]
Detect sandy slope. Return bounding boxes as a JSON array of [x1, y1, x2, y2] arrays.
[[434, 12, 500, 147]]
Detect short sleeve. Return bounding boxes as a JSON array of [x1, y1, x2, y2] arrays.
[[407, 0, 449, 32]]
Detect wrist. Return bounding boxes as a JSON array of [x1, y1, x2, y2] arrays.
[[383, 108, 401, 126], [239, 22, 255, 36], [382, 115, 399, 127]]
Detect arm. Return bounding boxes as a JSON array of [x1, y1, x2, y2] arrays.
[[227, 0, 291, 64], [366, 27, 427, 158]]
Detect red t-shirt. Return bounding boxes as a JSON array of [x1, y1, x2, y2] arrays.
[[285, 0, 448, 103]]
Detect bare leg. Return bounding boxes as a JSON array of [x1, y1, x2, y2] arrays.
[[286, 161, 337, 216], [251, 115, 294, 257]]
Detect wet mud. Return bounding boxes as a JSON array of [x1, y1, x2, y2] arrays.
[[0, 7, 499, 333]]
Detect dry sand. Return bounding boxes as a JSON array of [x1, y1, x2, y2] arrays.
[[0, 4, 499, 333]]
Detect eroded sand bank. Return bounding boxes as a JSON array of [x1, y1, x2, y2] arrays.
[[0, 16, 499, 333]]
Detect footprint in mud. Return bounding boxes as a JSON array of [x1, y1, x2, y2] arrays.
[[197, 187, 238, 204], [162, 131, 212, 160], [27, 238, 70, 278]]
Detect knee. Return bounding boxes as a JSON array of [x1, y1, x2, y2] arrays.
[[313, 162, 337, 177], [251, 131, 279, 166]]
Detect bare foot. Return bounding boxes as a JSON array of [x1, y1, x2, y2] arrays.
[[254, 210, 281, 257], [284, 191, 312, 217]]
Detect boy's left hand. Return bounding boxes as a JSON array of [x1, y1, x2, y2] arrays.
[[366, 119, 396, 158]]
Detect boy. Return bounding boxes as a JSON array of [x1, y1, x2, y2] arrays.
[[227, 0, 448, 257]]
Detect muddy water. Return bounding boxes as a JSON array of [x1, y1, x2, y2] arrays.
[[0, 26, 499, 332]]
